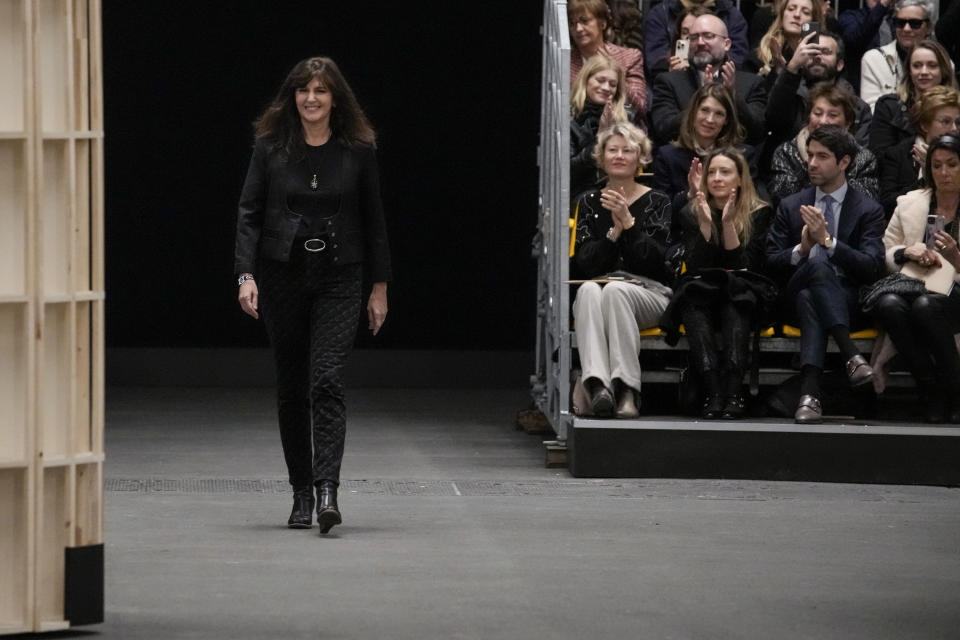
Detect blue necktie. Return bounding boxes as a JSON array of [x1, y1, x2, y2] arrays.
[[809, 195, 836, 263]]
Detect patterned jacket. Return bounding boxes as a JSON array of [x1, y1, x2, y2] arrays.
[[768, 129, 879, 207]]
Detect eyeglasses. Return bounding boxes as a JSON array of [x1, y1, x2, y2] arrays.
[[934, 117, 960, 128], [687, 32, 723, 43], [894, 17, 928, 29]]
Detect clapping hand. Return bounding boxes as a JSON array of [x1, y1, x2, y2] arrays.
[[703, 60, 736, 89], [912, 140, 929, 168], [799, 204, 828, 245], [600, 186, 635, 231], [721, 188, 737, 225], [599, 99, 615, 132], [686, 157, 703, 200]]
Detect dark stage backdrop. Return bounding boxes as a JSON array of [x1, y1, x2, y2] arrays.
[[103, 2, 542, 351]]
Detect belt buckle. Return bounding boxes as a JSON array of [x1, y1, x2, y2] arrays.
[[303, 238, 326, 252]]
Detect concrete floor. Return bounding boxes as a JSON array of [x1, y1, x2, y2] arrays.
[[37, 387, 960, 639]]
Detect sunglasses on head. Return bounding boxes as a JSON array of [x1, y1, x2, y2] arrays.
[[894, 17, 927, 29]]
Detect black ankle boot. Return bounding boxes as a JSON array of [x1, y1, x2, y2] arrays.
[[316, 480, 342, 534], [701, 394, 724, 419], [288, 486, 315, 529], [721, 394, 746, 419]]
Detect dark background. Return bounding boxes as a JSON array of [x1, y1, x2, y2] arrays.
[[103, 2, 542, 351]]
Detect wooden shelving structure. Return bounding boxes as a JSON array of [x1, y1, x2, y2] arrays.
[[0, 0, 104, 633]]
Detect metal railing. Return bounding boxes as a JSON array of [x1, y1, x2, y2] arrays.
[[533, 0, 573, 441]]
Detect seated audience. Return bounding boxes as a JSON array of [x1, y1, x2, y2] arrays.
[[651, 13, 768, 147], [769, 83, 879, 206], [766, 125, 886, 424], [606, 0, 644, 51], [837, 0, 895, 93], [568, 0, 648, 126], [935, 0, 960, 84], [651, 83, 754, 215], [644, 0, 750, 78], [868, 40, 958, 157], [647, 3, 710, 81], [749, 0, 826, 91], [659, 147, 775, 418], [571, 56, 632, 198], [572, 123, 673, 418], [764, 30, 872, 156], [878, 86, 960, 216], [860, 0, 935, 112], [871, 135, 960, 422]]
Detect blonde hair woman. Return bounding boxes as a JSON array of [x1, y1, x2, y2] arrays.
[[571, 122, 673, 418], [567, 0, 647, 124], [571, 56, 631, 197], [659, 147, 776, 418], [753, 0, 825, 84]]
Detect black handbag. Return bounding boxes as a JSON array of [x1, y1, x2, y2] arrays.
[[860, 272, 926, 314]]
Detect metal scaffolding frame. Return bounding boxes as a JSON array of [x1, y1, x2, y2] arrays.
[[533, 0, 573, 442]]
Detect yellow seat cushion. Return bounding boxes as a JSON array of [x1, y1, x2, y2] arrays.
[[782, 325, 877, 339]]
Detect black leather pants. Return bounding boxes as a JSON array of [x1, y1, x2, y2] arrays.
[[874, 292, 960, 385], [681, 301, 750, 378], [258, 247, 361, 488]]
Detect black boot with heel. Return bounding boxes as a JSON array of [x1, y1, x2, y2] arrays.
[[316, 480, 342, 534], [288, 486, 315, 529]]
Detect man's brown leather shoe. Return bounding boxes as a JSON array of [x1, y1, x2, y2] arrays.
[[845, 354, 874, 387], [794, 394, 823, 424]]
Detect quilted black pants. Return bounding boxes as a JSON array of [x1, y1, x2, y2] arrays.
[[259, 246, 361, 489]]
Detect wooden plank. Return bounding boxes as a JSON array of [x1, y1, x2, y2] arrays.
[[72, 0, 87, 130], [0, 469, 29, 630], [544, 440, 568, 468]]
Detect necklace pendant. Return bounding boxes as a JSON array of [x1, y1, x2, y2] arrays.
[[310, 174, 318, 190]]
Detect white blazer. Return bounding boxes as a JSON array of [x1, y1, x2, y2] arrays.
[[860, 41, 901, 113]]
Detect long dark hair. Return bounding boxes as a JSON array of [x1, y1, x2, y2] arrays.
[[676, 83, 744, 151], [925, 135, 960, 191], [254, 56, 376, 155]]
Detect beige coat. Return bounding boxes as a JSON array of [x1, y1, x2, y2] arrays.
[[860, 41, 901, 113]]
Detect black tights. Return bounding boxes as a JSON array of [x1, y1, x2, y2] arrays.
[[874, 292, 960, 386], [681, 302, 751, 397]]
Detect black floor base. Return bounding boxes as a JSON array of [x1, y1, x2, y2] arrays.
[[65, 543, 105, 626], [569, 418, 960, 485]]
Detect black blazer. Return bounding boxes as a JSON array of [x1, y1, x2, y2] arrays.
[[868, 94, 913, 159], [878, 136, 921, 219], [650, 143, 759, 217], [764, 71, 872, 150], [234, 138, 392, 282], [650, 67, 768, 147], [765, 186, 885, 286]]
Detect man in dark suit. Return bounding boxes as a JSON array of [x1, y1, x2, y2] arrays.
[[766, 125, 886, 424], [650, 14, 767, 148]]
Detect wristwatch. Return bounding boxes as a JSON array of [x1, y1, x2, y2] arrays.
[[237, 274, 255, 286], [823, 235, 834, 249]]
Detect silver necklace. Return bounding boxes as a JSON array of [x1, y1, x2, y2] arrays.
[[306, 145, 327, 191]]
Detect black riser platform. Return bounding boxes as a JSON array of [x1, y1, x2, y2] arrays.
[[569, 420, 960, 485]]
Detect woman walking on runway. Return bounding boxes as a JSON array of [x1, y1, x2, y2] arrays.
[[235, 56, 391, 534]]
